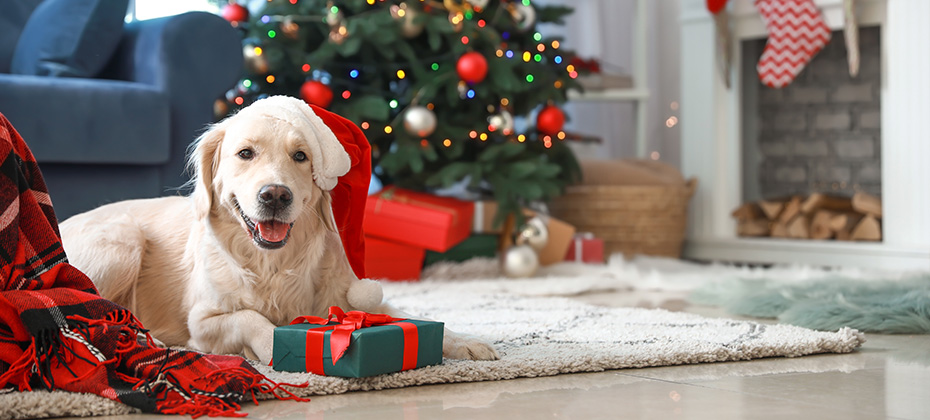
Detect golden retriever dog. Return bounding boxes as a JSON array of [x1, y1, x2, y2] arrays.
[[59, 96, 498, 365]]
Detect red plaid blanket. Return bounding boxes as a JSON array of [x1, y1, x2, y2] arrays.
[[0, 114, 306, 417]]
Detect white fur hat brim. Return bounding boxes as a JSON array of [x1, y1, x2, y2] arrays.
[[234, 96, 351, 191]]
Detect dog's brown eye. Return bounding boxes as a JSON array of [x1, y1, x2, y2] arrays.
[[294, 151, 307, 162], [237, 149, 254, 160]]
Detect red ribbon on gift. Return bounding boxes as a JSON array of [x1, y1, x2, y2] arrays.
[[373, 187, 461, 224], [289, 306, 420, 375]]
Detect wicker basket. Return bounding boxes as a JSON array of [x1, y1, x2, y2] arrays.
[[550, 178, 697, 258]]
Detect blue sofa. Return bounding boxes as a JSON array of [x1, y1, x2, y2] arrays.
[[0, 0, 242, 220]]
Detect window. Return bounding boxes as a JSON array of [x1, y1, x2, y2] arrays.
[[128, 0, 219, 21]]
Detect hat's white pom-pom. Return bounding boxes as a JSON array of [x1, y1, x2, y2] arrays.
[[347, 278, 383, 311]]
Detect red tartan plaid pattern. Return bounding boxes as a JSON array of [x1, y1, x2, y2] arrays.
[[0, 113, 307, 417]]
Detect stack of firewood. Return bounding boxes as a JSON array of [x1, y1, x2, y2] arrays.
[[732, 192, 882, 241]]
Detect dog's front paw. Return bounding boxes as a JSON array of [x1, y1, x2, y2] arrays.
[[245, 325, 276, 365], [249, 341, 275, 366], [443, 331, 499, 360]]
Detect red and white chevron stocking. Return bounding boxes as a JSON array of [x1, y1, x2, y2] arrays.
[[755, 0, 832, 88]]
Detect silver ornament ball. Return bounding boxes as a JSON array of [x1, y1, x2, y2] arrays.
[[403, 106, 438, 137], [326, 9, 345, 27], [488, 110, 515, 134], [242, 45, 269, 75], [512, 3, 536, 31], [468, 0, 490, 9], [515, 216, 549, 252], [457, 81, 469, 98], [502, 245, 539, 278]]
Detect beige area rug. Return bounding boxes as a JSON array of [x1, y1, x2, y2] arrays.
[[0, 256, 869, 419]]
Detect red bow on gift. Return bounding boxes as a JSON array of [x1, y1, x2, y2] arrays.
[[289, 306, 407, 364]]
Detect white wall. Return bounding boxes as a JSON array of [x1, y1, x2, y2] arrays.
[[540, 0, 682, 167]]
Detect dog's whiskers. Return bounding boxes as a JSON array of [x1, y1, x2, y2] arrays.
[[307, 202, 328, 229]]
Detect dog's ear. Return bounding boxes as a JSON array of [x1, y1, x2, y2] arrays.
[[317, 190, 339, 233], [188, 121, 226, 220]]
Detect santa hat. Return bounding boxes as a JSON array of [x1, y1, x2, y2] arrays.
[[241, 96, 370, 279]]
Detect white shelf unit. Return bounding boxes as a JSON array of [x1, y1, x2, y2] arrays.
[[567, 0, 650, 158]]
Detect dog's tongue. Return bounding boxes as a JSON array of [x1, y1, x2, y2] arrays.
[[257, 221, 289, 243]]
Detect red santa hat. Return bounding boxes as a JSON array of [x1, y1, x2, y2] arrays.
[[306, 102, 371, 280], [242, 96, 370, 279]]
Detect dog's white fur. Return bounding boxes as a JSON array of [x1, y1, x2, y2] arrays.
[[59, 99, 498, 364]]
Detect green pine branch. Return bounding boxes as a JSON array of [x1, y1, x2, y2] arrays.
[[225, 0, 585, 230]]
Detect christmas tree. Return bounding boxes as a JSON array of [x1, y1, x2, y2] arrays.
[[220, 0, 585, 226]]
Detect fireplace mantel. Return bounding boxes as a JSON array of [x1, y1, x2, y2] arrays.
[[679, 0, 930, 269]]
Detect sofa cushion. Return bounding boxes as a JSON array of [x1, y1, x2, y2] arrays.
[[10, 0, 129, 77], [0, 74, 170, 165], [0, 0, 43, 74]]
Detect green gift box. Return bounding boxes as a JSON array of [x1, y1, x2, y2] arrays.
[[423, 234, 499, 266], [272, 308, 443, 378]]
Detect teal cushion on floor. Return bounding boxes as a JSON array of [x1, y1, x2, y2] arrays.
[[10, 0, 129, 77]]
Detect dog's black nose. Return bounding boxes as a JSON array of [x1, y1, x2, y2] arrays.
[[258, 184, 293, 209]]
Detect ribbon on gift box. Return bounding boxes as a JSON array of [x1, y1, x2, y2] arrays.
[[373, 187, 460, 224], [473, 201, 486, 233], [289, 306, 419, 375]]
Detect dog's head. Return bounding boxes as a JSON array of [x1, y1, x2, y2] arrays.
[[189, 96, 351, 250]]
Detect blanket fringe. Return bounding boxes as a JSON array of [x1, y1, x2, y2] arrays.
[[3, 311, 310, 418], [0, 338, 37, 391], [206, 366, 310, 405], [159, 394, 248, 419], [150, 365, 310, 418]]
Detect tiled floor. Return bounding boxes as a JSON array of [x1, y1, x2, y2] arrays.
[[84, 289, 930, 420]]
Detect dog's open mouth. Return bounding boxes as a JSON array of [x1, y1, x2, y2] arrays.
[[232, 197, 293, 249]]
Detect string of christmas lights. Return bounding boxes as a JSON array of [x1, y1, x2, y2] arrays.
[[219, 0, 587, 221], [224, 0, 580, 149]]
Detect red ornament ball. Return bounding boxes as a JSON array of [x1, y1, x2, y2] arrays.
[[300, 80, 333, 109], [221, 3, 249, 23], [706, 0, 728, 14], [456, 52, 488, 84], [536, 105, 565, 135]]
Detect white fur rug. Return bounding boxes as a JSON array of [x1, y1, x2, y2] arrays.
[[0, 256, 871, 419]]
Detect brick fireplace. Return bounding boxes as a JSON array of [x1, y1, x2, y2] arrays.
[[743, 26, 881, 201], [679, 0, 930, 269]]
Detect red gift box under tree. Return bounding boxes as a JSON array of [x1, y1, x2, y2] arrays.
[[364, 236, 425, 281], [363, 187, 475, 253], [564, 233, 605, 264]]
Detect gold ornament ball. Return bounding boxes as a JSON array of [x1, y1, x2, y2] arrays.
[[443, 0, 469, 14], [515, 217, 549, 252], [329, 25, 348, 45], [213, 99, 229, 119], [281, 17, 299, 39], [401, 8, 425, 38], [502, 245, 539, 278], [448, 12, 464, 32]]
